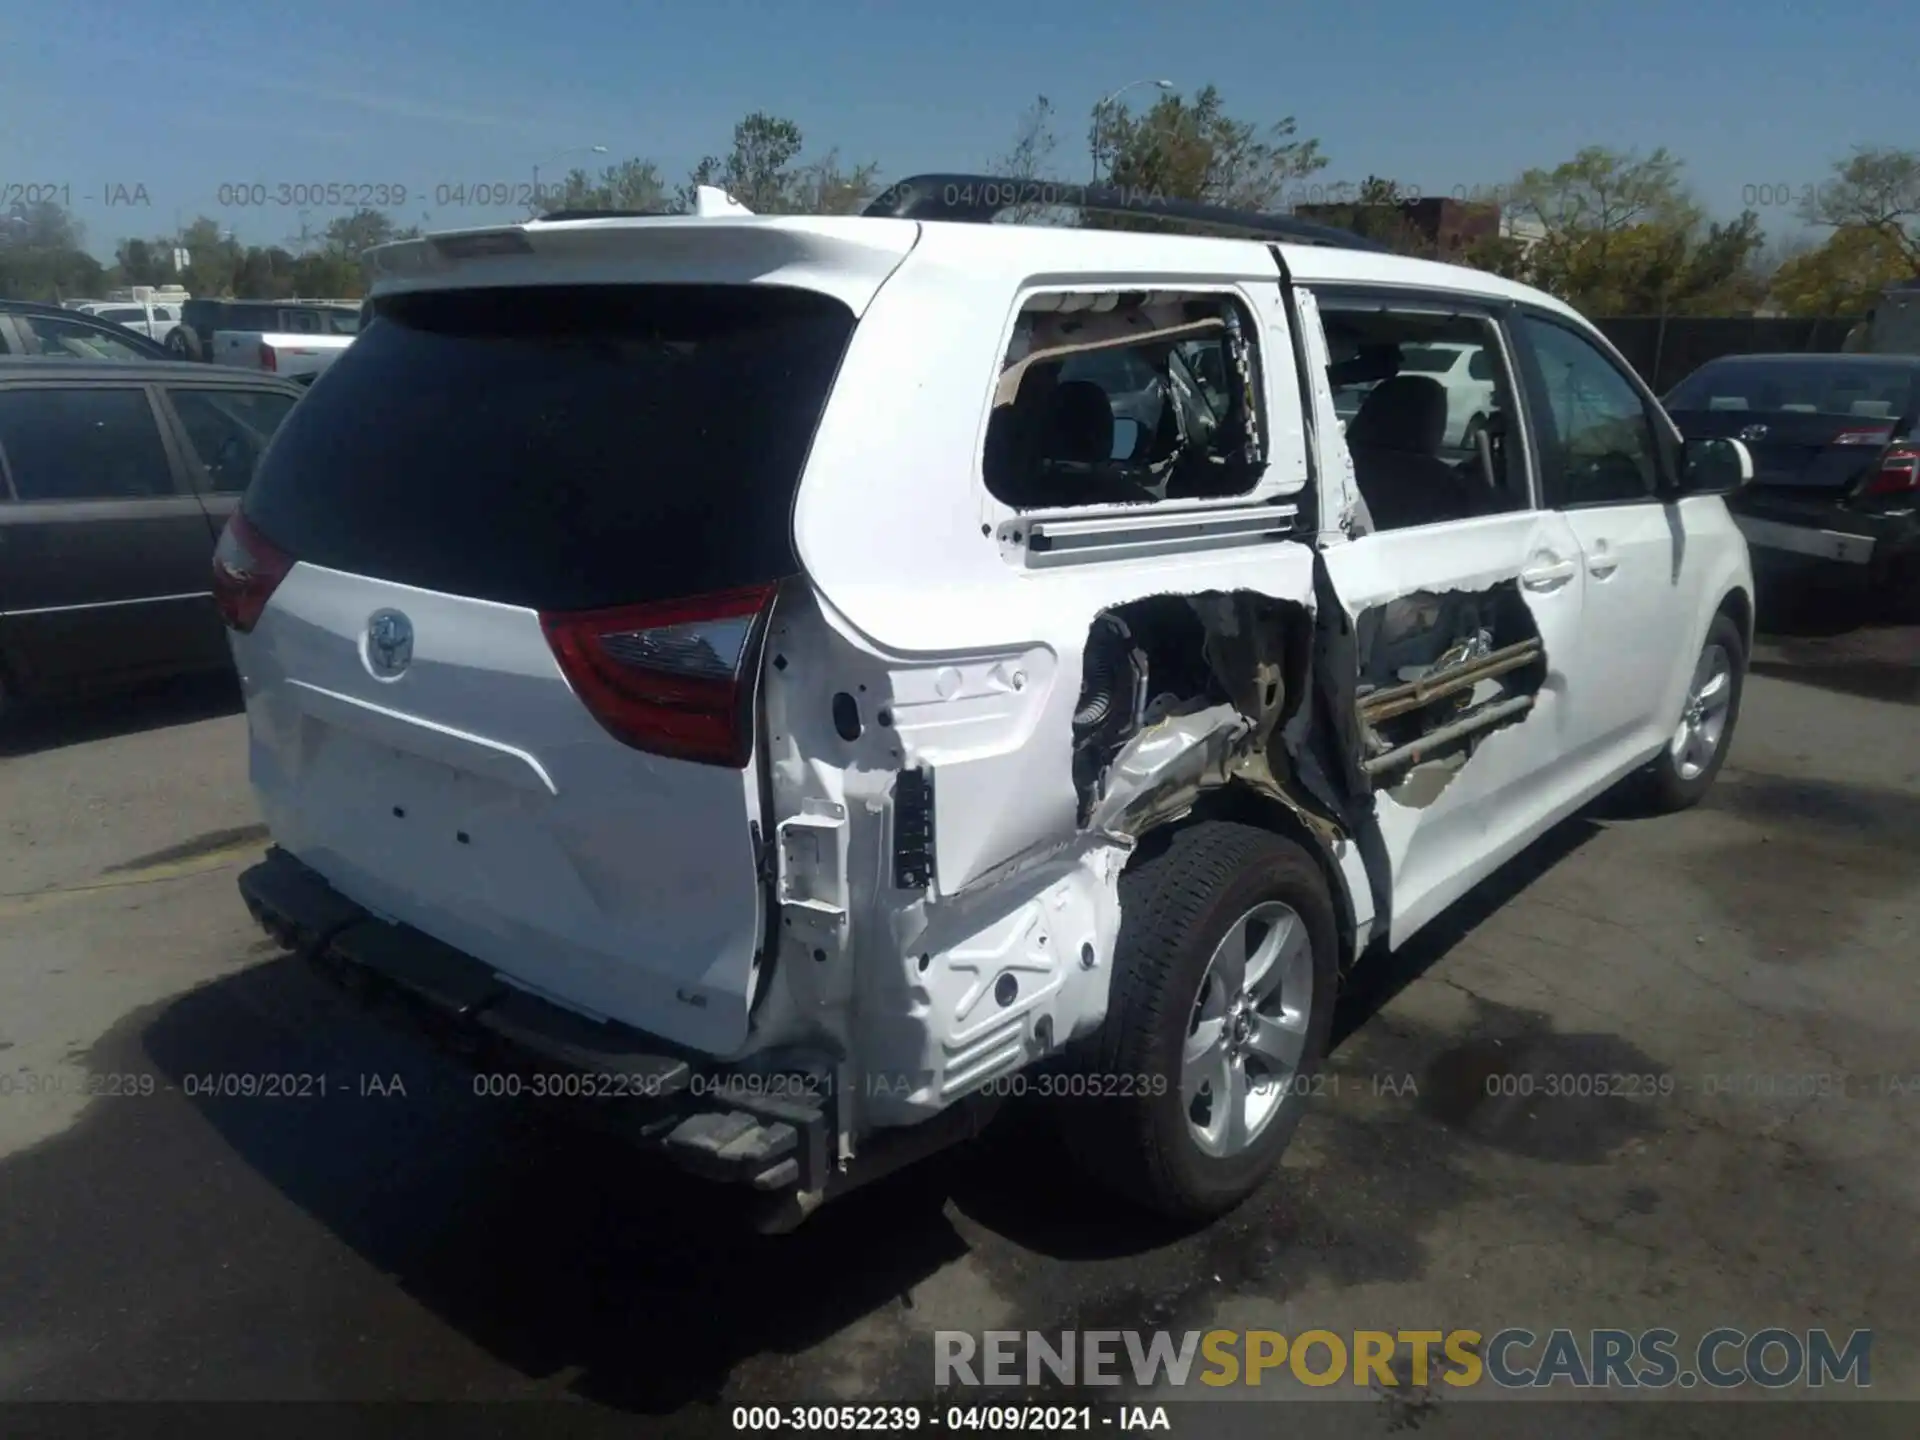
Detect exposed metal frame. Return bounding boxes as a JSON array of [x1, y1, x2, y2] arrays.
[[862, 173, 1389, 252]]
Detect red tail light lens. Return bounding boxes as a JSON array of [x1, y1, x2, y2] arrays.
[[212, 511, 296, 632], [540, 583, 777, 767], [1862, 445, 1920, 497], [258, 342, 276, 372]]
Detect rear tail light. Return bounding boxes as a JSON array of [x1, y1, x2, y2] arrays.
[[1862, 444, 1920, 497], [540, 583, 777, 767], [258, 342, 276, 371], [212, 511, 295, 633]]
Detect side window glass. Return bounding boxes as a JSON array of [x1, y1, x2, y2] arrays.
[[169, 388, 300, 493], [1518, 317, 1660, 507], [1320, 304, 1527, 533], [17, 315, 149, 361], [0, 388, 177, 500], [984, 291, 1268, 509]]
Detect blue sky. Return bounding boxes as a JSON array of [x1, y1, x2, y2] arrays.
[[5, 0, 1914, 261]]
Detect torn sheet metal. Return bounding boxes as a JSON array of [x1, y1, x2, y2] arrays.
[[1287, 287, 1369, 539], [1085, 702, 1253, 838]]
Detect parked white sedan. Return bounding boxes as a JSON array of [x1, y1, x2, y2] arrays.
[[1396, 340, 1501, 448]]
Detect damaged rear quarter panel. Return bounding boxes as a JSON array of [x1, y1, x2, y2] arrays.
[[759, 546, 1324, 1129], [768, 230, 1342, 1131]]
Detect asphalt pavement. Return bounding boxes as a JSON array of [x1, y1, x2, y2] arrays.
[[1, 617, 1915, 1435]]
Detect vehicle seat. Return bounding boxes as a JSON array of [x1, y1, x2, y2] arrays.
[[1044, 381, 1117, 462], [988, 372, 1155, 508], [1346, 375, 1473, 531]]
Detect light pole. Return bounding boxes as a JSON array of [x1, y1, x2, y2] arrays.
[[532, 144, 610, 207], [1091, 78, 1173, 184]]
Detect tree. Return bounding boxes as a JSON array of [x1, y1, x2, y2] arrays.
[[1457, 232, 1532, 281], [979, 94, 1076, 225], [0, 199, 102, 301], [1768, 225, 1913, 317], [1483, 147, 1767, 315], [531, 158, 672, 216], [1096, 86, 1327, 213], [1508, 146, 1697, 239], [992, 95, 1060, 181], [3, 198, 86, 252], [1521, 214, 1767, 316], [681, 113, 879, 215], [171, 217, 243, 300], [288, 251, 363, 298], [113, 238, 172, 287], [232, 245, 300, 300], [324, 208, 399, 258], [1797, 146, 1920, 276]]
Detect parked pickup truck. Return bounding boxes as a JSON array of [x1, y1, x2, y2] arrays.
[[71, 298, 185, 346], [172, 298, 359, 363], [211, 329, 355, 384]]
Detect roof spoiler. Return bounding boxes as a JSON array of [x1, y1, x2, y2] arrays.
[[535, 186, 755, 224], [861, 172, 1387, 252]]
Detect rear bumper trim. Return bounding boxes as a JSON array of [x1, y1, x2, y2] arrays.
[[1734, 515, 1875, 565], [237, 846, 825, 1191]]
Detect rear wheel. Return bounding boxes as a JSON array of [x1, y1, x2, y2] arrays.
[[1642, 612, 1744, 812], [1062, 822, 1337, 1220], [166, 326, 199, 360]]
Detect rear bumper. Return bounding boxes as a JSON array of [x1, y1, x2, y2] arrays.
[[236, 846, 829, 1195], [1734, 514, 1877, 565], [1731, 497, 1920, 591]]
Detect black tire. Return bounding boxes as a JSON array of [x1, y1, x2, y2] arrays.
[[1641, 611, 1745, 813], [1061, 821, 1338, 1220], [166, 326, 201, 361]]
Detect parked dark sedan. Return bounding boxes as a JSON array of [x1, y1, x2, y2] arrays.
[[0, 358, 305, 715], [0, 299, 173, 361], [1664, 353, 1920, 609]]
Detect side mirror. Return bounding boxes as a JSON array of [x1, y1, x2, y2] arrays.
[[1678, 436, 1754, 495]]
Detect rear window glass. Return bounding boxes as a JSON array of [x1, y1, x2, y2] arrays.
[[1397, 346, 1460, 374], [244, 284, 857, 612], [1667, 360, 1920, 419]]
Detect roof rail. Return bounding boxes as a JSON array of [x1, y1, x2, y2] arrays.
[[861, 172, 1388, 252]]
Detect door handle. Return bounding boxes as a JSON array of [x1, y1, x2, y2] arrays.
[[1520, 558, 1577, 591]]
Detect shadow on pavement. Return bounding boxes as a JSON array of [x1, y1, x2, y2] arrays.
[[0, 795, 1610, 1412], [0, 671, 242, 759], [0, 958, 970, 1410], [1751, 623, 1919, 707], [1330, 812, 1605, 1049]]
